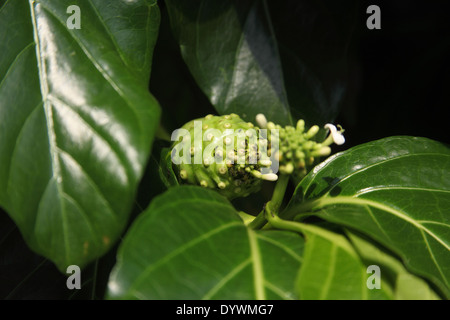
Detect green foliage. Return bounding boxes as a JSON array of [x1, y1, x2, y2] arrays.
[[107, 186, 303, 300], [284, 136, 450, 297], [0, 0, 160, 271], [0, 0, 448, 300], [165, 0, 292, 126]]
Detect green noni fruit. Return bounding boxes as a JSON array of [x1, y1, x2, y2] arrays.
[[170, 113, 345, 200], [171, 114, 276, 200]]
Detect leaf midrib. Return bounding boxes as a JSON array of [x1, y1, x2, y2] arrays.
[[29, 0, 70, 264], [247, 228, 265, 300], [319, 241, 337, 299], [354, 186, 450, 196], [305, 152, 450, 197], [313, 196, 449, 251]]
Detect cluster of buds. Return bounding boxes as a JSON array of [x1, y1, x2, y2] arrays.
[[256, 114, 345, 178], [170, 113, 345, 199], [171, 114, 277, 200]]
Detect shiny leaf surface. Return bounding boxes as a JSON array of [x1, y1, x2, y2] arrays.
[[293, 223, 392, 299], [0, 0, 161, 271], [107, 186, 304, 300], [284, 136, 450, 297], [347, 231, 441, 300], [165, 0, 292, 125]]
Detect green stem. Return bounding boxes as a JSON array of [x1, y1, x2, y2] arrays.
[[248, 174, 290, 230], [247, 207, 267, 230], [269, 174, 290, 212], [267, 211, 357, 249], [266, 207, 319, 236], [279, 198, 319, 221]]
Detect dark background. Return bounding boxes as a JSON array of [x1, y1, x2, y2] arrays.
[[2, 0, 449, 299], [340, 0, 450, 148], [151, 0, 450, 149]]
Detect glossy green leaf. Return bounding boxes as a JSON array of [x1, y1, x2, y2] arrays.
[[165, 0, 292, 126], [284, 136, 450, 297], [395, 273, 440, 300], [107, 186, 303, 300], [309, 239, 389, 299], [266, 214, 391, 299], [0, 0, 161, 271], [347, 231, 440, 300], [298, 229, 391, 300]]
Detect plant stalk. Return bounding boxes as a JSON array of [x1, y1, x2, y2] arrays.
[[248, 174, 290, 230]]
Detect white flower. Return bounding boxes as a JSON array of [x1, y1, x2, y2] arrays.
[[256, 113, 268, 129], [324, 124, 345, 145]]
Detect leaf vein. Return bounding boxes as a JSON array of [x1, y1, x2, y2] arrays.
[[202, 258, 251, 300], [255, 233, 303, 263], [129, 221, 242, 294]]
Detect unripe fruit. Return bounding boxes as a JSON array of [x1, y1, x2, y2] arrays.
[[171, 113, 344, 198], [171, 114, 274, 200]]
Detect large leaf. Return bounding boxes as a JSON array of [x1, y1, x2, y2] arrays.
[[347, 231, 440, 300], [165, 0, 292, 126], [0, 0, 161, 271], [297, 230, 392, 300], [283, 136, 450, 297], [297, 225, 392, 300], [107, 186, 304, 300], [265, 214, 391, 299]]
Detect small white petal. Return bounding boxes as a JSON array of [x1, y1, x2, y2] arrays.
[[256, 114, 268, 128], [324, 123, 345, 145], [261, 173, 278, 181]]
